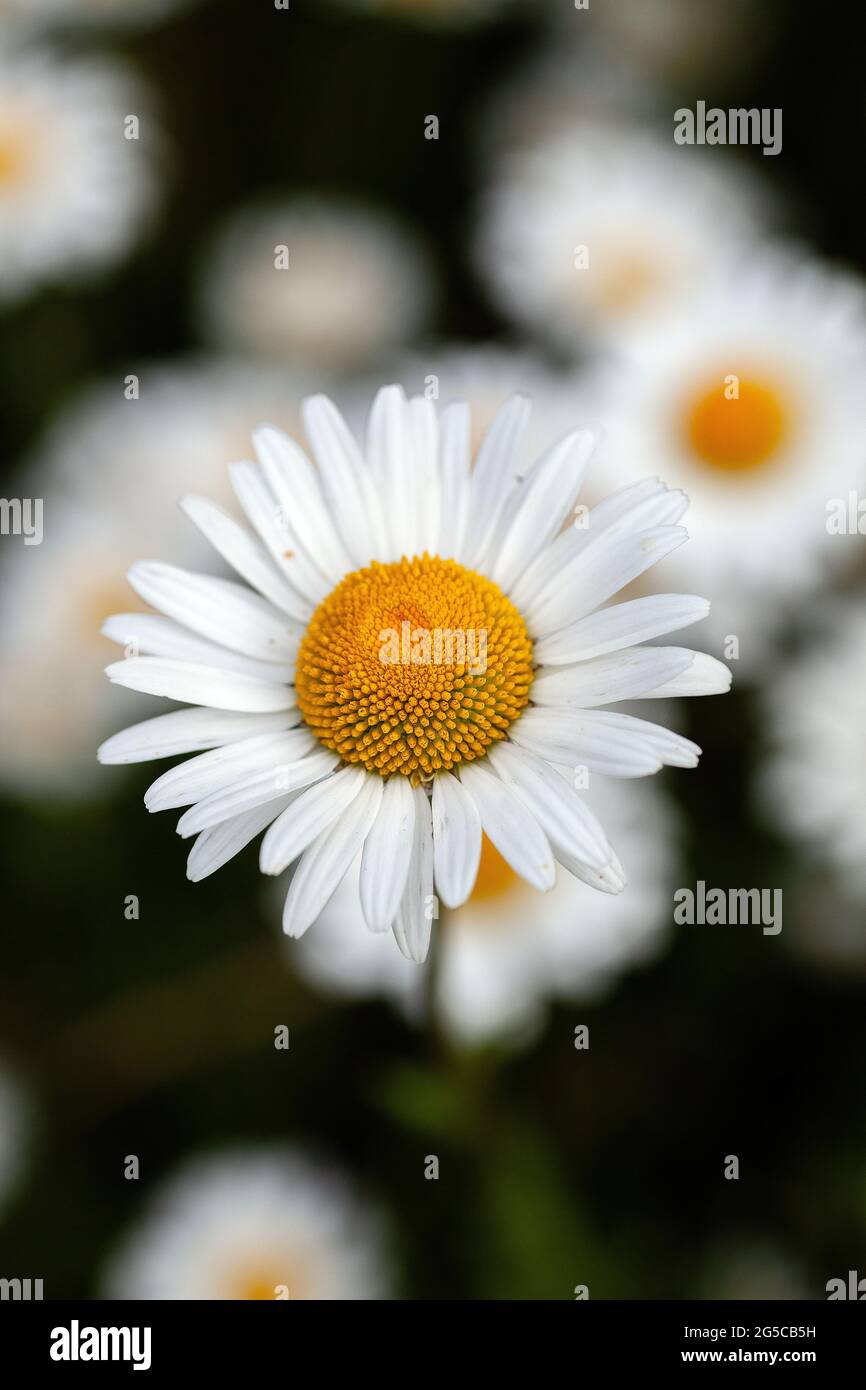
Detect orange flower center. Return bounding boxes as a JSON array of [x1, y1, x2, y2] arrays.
[[683, 374, 789, 474], [296, 555, 534, 781]]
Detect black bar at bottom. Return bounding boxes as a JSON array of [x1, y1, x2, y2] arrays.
[[0, 1299, 861, 1374]]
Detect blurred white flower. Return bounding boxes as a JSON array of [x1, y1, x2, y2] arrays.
[[0, 1065, 29, 1212], [759, 604, 866, 906], [102, 1146, 391, 1299], [476, 126, 768, 354], [0, 0, 195, 31], [586, 250, 866, 669], [290, 777, 678, 1046], [198, 197, 433, 370], [0, 361, 316, 798], [0, 50, 161, 303]]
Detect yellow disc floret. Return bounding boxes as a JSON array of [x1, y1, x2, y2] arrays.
[[295, 554, 534, 780], [683, 374, 789, 474]]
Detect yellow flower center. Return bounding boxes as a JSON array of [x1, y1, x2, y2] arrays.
[[296, 555, 534, 780], [683, 374, 789, 474]]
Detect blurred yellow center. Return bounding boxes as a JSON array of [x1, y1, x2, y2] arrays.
[[592, 249, 660, 315], [296, 555, 534, 781], [0, 130, 28, 186], [0, 112, 41, 189], [470, 834, 521, 904], [684, 376, 787, 473], [227, 1257, 308, 1300]]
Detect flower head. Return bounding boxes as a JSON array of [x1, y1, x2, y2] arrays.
[[100, 384, 730, 962], [102, 1147, 390, 1300], [0, 50, 160, 303]]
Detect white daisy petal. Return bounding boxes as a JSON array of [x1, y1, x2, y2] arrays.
[[462, 393, 531, 565], [458, 761, 555, 892], [437, 400, 472, 560], [187, 795, 295, 883], [105, 657, 294, 713], [408, 395, 441, 557], [392, 786, 434, 964], [102, 613, 293, 683], [430, 770, 482, 910], [531, 647, 695, 708], [527, 524, 688, 637], [144, 730, 315, 812], [229, 460, 328, 606], [359, 775, 416, 932], [259, 766, 369, 876], [490, 428, 596, 592], [252, 425, 353, 583], [643, 650, 732, 698], [533, 594, 711, 665], [127, 561, 297, 664], [97, 708, 296, 765], [176, 750, 338, 837], [510, 707, 700, 777], [282, 777, 384, 939], [366, 384, 413, 561], [487, 742, 613, 874], [510, 478, 678, 612], [301, 393, 386, 564], [179, 494, 310, 623]]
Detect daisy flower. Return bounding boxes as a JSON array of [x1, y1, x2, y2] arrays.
[[587, 250, 866, 668], [0, 361, 316, 798], [758, 603, 866, 907], [100, 382, 729, 961], [475, 126, 769, 354], [102, 1147, 390, 1300], [0, 50, 160, 304], [0, 1065, 29, 1212], [289, 777, 677, 1045], [197, 197, 433, 370]]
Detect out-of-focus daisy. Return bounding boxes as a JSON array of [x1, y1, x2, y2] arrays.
[[0, 1065, 29, 1212], [588, 252, 866, 667], [290, 777, 677, 1045], [0, 362, 316, 798], [101, 380, 729, 961], [476, 127, 768, 355], [198, 197, 433, 370], [0, 0, 195, 31], [0, 51, 160, 303], [759, 604, 866, 906], [335, 0, 508, 28], [102, 1147, 390, 1299]]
